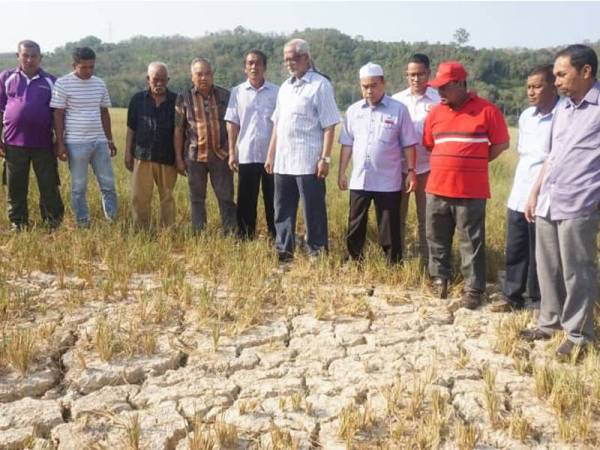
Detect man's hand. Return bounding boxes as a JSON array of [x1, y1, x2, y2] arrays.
[[108, 141, 118, 157], [524, 194, 537, 223], [264, 155, 274, 175], [405, 171, 417, 193], [338, 173, 348, 191], [228, 154, 238, 172], [124, 151, 134, 172], [175, 157, 187, 176], [316, 159, 329, 179], [0, 141, 5, 158], [54, 142, 68, 161]]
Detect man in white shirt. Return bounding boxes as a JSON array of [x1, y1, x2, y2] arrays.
[[265, 38, 340, 262], [52, 46, 118, 227], [339, 63, 418, 263], [490, 65, 559, 312], [226, 50, 279, 239], [393, 54, 440, 263]]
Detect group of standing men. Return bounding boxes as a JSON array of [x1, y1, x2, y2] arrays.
[[0, 38, 598, 357]]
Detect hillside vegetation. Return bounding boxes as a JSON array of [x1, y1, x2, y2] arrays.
[[1, 28, 592, 124]]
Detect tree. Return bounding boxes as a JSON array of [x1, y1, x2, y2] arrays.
[[453, 28, 470, 47]]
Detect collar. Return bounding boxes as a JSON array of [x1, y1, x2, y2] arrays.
[[244, 79, 270, 91], [405, 86, 437, 100], [145, 88, 173, 98], [192, 85, 215, 97], [566, 81, 600, 109], [361, 94, 389, 109], [533, 98, 559, 119], [289, 69, 314, 85], [15, 66, 43, 80]]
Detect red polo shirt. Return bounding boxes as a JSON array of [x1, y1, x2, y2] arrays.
[[423, 93, 509, 199]]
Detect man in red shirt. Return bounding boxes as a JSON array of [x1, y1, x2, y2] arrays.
[[423, 61, 510, 308]]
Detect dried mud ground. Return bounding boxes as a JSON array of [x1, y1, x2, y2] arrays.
[[1, 267, 600, 450]]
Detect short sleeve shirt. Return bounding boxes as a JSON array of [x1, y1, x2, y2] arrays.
[[506, 104, 556, 212], [0, 68, 56, 149], [127, 89, 177, 165], [225, 80, 278, 164], [271, 70, 340, 175], [50, 73, 111, 143], [392, 87, 440, 174], [423, 93, 509, 199], [339, 96, 418, 192]]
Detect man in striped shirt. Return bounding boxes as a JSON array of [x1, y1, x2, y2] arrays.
[[174, 58, 235, 234], [0, 40, 64, 230], [51, 47, 118, 227], [265, 38, 340, 262], [423, 61, 509, 308]]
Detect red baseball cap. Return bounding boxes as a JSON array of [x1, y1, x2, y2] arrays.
[[429, 61, 468, 88]]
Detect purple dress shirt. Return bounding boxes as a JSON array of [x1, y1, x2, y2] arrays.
[[0, 67, 56, 149], [536, 82, 600, 220]]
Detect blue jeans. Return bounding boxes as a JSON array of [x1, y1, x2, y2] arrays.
[[66, 141, 117, 225], [274, 174, 328, 258]]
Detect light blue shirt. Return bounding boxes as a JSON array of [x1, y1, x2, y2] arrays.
[[339, 95, 418, 192], [507, 103, 556, 212], [392, 87, 440, 174], [272, 70, 340, 175], [225, 80, 278, 164]]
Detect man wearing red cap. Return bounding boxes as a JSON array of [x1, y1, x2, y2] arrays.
[[423, 61, 510, 308]]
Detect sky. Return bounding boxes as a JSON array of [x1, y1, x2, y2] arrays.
[[1, 1, 599, 53]]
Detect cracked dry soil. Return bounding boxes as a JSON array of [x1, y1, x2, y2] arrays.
[[1, 270, 598, 449]]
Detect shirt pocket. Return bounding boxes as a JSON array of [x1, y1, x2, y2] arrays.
[[378, 118, 397, 143]]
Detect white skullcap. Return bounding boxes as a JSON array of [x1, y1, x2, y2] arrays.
[[359, 62, 384, 79]]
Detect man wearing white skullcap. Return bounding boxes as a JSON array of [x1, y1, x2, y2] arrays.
[[338, 62, 418, 263]]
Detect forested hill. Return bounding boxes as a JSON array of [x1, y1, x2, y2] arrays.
[[1, 28, 593, 123]]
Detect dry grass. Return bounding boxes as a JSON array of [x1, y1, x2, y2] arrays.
[[0, 327, 38, 375]]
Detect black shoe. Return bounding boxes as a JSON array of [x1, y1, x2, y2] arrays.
[[278, 252, 294, 264], [520, 328, 553, 342], [462, 291, 483, 310], [431, 277, 448, 299], [555, 339, 587, 360], [489, 297, 522, 313]]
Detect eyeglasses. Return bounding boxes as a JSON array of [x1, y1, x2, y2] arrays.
[[406, 71, 429, 79], [284, 54, 306, 64]]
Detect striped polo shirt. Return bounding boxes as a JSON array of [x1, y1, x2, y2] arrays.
[[50, 72, 111, 143], [423, 93, 509, 199], [271, 70, 340, 175]]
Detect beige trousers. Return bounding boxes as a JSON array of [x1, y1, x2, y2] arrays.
[[131, 159, 177, 227]]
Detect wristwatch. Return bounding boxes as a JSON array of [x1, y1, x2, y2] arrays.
[[319, 156, 331, 164], [407, 168, 415, 172]]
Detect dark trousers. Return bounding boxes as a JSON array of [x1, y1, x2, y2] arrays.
[[347, 190, 402, 263], [5, 145, 64, 227], [274, 174, 328, 258], [237, 163, 275, 239], [426, 194, 486, 293], [186, 156, 236, 234], [503, 208, 540, 306]]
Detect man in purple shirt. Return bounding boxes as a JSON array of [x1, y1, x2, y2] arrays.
[[524, 44, 600, 358], [0, 40, 64, 230]]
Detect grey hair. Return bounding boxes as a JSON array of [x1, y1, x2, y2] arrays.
[[190, 57, 213, 73], [147, 61, 168, 76], [284, 38, 311, 59]]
